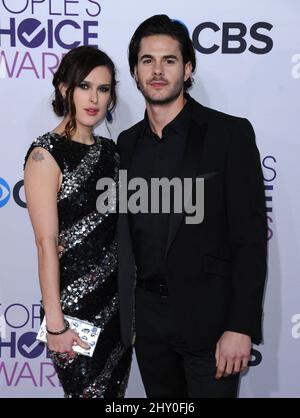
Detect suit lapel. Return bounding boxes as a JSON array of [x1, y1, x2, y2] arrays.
[[165, 118, 208, 255]]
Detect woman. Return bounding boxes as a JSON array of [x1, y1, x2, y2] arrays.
[[24, 46, 132, 398]]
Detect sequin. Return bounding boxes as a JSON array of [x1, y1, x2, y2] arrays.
[[60, 244, 118, 311], [24, 132, 132, 398], [58, 211, 109, 256], [81, 342, 126, 398], [94, 294, 119, 329], [57, 144, 102, 201]]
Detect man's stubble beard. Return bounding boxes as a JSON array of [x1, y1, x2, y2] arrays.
[[137, 78, 185, 106]]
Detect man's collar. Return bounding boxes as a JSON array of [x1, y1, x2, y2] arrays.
[[141, 94, 192, 138]]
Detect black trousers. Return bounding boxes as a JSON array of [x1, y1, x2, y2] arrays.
[[135, 287, 240, 398]]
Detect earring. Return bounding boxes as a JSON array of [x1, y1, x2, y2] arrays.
[[106, 109, 113, 123]]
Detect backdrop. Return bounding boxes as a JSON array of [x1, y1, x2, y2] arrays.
[[0, 0, 299, 398]]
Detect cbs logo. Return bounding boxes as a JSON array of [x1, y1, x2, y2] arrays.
[[0, 178, 26, 208], [192, 22, 273, 54]]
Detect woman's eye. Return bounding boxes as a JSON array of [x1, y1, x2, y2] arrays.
[[79, 83, 88, 89], [99, 86, 110, 93]]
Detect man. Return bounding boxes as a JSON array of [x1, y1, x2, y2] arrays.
[[117, 15, 267, 398]]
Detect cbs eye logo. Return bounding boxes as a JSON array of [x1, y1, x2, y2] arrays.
[[0, 178, 11, 208], [0, 178, 26, 208]]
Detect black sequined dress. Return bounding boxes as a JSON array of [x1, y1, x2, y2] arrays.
[[24, 132, 131, 398]]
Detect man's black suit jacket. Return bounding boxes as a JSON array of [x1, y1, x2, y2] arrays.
[[117, 95, 267, 350]]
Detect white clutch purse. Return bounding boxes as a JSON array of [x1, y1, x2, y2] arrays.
[[36, 315, 101, 357]]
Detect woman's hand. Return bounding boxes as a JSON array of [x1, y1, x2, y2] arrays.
[[47, 329, 90, 358]]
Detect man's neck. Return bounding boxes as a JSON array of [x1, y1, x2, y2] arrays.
[[146, 94, 186, 138]]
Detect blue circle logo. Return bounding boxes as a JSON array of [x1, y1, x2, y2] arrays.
[[0, 178, 11, 208], [18, 332, 45, 359], [17, 19, 46, 48]]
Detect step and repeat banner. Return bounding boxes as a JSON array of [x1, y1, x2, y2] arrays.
[[0, 0, 299, 398]]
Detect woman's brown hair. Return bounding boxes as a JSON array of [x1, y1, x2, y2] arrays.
[[52, 45, 117, 139]]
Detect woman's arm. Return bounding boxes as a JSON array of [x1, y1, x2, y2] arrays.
[[24, 147, 88, 354]]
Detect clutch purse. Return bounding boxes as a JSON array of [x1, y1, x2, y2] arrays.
[[36, 315, 101, 357]]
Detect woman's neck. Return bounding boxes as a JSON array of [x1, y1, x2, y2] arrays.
[[53, 118, 94, 145]]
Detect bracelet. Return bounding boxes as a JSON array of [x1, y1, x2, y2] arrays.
[[46, 319, 69, 335]]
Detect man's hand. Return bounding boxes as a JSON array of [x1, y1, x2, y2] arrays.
[[215, 331, 251, 379]]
